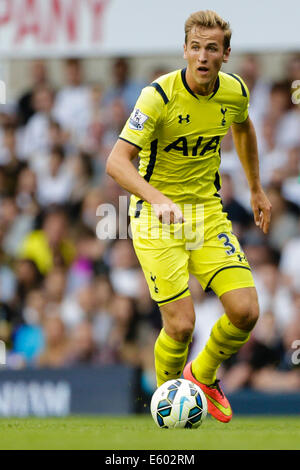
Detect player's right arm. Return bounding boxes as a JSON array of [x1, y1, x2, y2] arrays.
[[106, 86, 184, 224], [106, 139, 183, 223]]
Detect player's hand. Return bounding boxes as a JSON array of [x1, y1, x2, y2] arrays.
[[151, 197, 184, 224], [250, 187, 272, 234]]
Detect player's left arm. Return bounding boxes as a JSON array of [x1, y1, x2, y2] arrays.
[[231, 116, 272, 234]]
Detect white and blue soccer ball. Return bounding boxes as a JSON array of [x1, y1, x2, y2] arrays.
[[151, 378, 207, 429]]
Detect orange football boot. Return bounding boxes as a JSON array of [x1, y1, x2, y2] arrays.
[[183, 361, 232, 423]]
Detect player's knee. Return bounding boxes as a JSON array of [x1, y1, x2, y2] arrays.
[[166, 319, 195, 343], [178, 320, 195, 343], [239, 308, 259, 331], [161, 297, 195, 343], [226, 292, 259, 331], [230, 299, 259, 331]]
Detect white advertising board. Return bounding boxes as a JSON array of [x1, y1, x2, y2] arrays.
[[0, 0, 299, 58]]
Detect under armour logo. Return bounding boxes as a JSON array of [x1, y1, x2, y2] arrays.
[[221, 106, 227, 126], [237, 254, 246, 262], [178, 114, 190, 124]]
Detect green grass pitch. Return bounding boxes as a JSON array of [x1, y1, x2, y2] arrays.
[[0, 415, 299, 450]]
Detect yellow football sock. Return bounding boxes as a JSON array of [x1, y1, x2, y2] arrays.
[[154, 328, 190, 387], [192, 313, 250, 385]]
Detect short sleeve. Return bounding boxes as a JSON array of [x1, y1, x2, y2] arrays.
[[119, 85, 165, 149], [232, 75, 250, 124]]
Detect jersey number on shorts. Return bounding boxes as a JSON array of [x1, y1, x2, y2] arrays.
[[218, 233, 236, 255]]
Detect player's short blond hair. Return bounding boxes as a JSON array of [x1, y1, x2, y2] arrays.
[[185, 10, 232, 50]]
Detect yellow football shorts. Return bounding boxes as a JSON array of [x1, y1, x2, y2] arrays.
[[130, 199, 255, 306]]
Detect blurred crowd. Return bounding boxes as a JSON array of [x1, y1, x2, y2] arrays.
[[0, 55, 299, 395]]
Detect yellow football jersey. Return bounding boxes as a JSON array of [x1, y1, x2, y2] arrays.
[[119, 68, 249, 215]]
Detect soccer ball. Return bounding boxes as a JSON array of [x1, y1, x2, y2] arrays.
[[151, 378, 207, 429]]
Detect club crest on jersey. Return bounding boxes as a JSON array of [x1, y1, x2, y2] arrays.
[[150, 273, 159, 293], [178, 114, 190, 124], [129, 108, 149, 131], [221, 105, 227, 126]]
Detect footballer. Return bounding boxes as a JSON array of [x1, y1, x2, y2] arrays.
[[106, 10, 272, 422]]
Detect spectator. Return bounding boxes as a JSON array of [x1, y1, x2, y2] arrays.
[[43, 267, 67, 306], [285, 54, 300, 85], [61, 284, 97, 330], [220, 173, 252, 239], [53, 58, 90, 145], [29, 119, 72, 176], [265, 185, 298, 252], [17, 60, 49, 126], [108, 239, 140, 298], [0, 260, 16, 304], [102, 57, 144, 114], [66, 227, 105, 294], [0, 197, 34, 258], [21, 85, 56, 160], [36, 314, 69, 368], [12, 289, 46, 364], [259, 115, 289, 187], [92, 275, 115, 350], [281, 146, 300, 207], [81, 187, 106, 232], [0, 300, 14, 348], [69, 151, 95, 213], [100, 97, 128, 159], [0, 196, 34, 258], [150, 67, 170, 82], [281, 55, 300, 147], [255, 261, 294, 329], [268, 81, 297, 150], [106, 295, 137, 364], [65, 321, 100, 365], [12, 259, 43, 322], [0, 124, 26, 196], [15, 166, 38, 211], [243, 233, 273, 269], [0, 123, 23, 166], [239, 55, 271, 137], [36, 145, 73, 207], [19, 206, 75, 275], [82, 83, 106, 154], [279, 219, 300, 289], [268, 81, 291, 124], [47, 119, 70, 151]]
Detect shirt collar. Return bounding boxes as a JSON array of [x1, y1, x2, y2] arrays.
[[181, 68, 220, 100]]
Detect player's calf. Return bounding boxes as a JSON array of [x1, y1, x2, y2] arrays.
[[155, 296, 195, 386], [160, 295, 195, 343]]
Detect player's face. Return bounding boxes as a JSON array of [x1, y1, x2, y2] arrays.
[[184, 26, 231, 94]]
